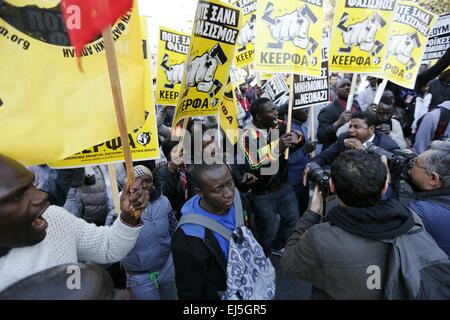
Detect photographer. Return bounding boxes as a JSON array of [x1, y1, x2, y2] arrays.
[[400, 141, 450, 257], [281, 150, 450, 299]]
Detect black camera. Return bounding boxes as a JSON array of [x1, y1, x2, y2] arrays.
[[308, 162, 331, 196], [365, 142, 416, 179]]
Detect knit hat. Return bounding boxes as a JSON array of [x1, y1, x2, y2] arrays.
[[133, 165, 152, 179]]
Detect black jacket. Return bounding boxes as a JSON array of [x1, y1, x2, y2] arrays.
[[153, 165, 185, 214], [317, 99, 361, 151], [312, 132, 400, 167], [171, 228, 226, 300]]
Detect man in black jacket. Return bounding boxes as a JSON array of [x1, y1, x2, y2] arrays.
[[171, 164, 241, 300], [310, 111, 400, 168], [317, 78, 361, 151]]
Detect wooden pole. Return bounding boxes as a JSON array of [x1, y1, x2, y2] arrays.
[[102, 26, 139, 218], [373, 78, 388, 105], [346, 74, 358, 112], [107, 164, 121, 215], [285, 74, 294, 160], [309, 105, 315, 158]]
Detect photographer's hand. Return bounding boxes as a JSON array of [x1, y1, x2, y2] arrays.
[[310, 186, 324, 216], [303, 165, 310, 187]]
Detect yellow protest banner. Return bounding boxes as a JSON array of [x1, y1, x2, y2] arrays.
[[383, 1, 437, 89], [0, 0, 146, 166], [49, 16, 159, 168], [172, 0, 242, 127], [233, 0, 257, 68], [155, 27, 190, 106], [230, 64, 246, 85], [328, 0, 397, 73], [254, 0, 323, 76], [219, 80, 239, 145]]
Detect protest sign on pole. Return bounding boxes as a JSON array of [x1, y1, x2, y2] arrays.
[[293, 64, 328, 110], [172, 0, 242, 127], [254, 0, 324, 76], [230, 64, 246, 85], [0, 0, 146, 166], [50, 16, 159, 168], [261, 73, 289, 105], [422, 13, 450, 65], [155, 27, 190, 106], [383, 1, 437, 89], [219, 79, 240, 145], [329, 0, 397, 74], [233, 0, 257, 68]]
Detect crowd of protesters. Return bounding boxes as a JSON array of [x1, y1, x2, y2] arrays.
[[1, 47, 450, 300]]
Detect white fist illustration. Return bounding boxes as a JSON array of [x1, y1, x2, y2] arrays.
[[387, 32, 421, 66], [262, 2, 317, 51], [237, 15, 256, 47], [165, 62, 184, 84], [338, 12, 386, 55], [185, 44, 227, 93]]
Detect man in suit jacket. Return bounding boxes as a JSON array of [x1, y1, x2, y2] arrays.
[[311, 111, 400, 168]]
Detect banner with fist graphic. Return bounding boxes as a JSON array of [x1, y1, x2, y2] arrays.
[[172, 0, 242, 127], [50, 17, 160, 168], [329, 0, 397, 73], [254, 0, 324, 76], [382, 1, 437, 89], [156, 26, 191, 105], [233, 0, 257, 68]]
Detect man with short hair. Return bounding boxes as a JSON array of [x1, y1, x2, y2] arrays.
[[171, 164, 241, 299], [310, 111, 399, 168], [402, 140, 450, 257], [357, 76, 378, 111], [239, 97, 303, 256], [0, 154, 148, 292], [329, 73, 339, 101], [317, 78, 361, 151], [282, 150, 450, 299]]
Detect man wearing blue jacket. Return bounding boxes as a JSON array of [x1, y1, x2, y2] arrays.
[[403, 140, 450, 257]]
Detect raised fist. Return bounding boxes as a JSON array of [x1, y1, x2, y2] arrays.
[[185, 44, 227, 95], [237, 15, 256, 49], [387, 32, 420, 70], [161, 54, 184, 89], [262, 2, 318, 53], [338, 12, 386, 56]]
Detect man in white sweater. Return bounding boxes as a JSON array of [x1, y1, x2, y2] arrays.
[[0, 154, 148, 292]]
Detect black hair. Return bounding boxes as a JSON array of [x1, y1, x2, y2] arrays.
[[350, 111, 377, 127], [161, 139, 180, 161], [250, 97, 272, 120], [331, 150, 387, 207], [187, 163, 230, 190]]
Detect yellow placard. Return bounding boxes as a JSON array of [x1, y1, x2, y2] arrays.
[[0, 0, 146, 166], [155, 27, 190, 106], [254, 0, 323, 76], [329, 0, 397, 73], [383, 1, 437, 89], [172, 0, 242, 127], [49, 17, 159, 168], [219, 80, 239, 145], [233, 0, 257, 68]]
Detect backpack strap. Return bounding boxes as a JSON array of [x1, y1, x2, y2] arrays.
[[178, 214, 233, 240], [433, 107, 450, 141], [234, 189, 245, 228]]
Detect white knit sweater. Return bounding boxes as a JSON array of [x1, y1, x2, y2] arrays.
[[0, 206, 142, 291]]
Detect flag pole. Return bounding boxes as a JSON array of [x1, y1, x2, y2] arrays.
[[346, 74, 358, 112], [285, 74, 294, 160], [373, 78, 388, 105], [102, 26, 140, 218]]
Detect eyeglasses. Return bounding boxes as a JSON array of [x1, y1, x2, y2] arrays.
[[409, 157, 427, 171]]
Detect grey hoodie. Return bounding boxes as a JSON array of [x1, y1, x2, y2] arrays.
[[413, 101, 450, 154]]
